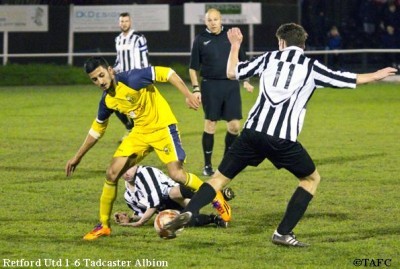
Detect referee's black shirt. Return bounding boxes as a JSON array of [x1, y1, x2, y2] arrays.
[[190, 27, 247, 80]]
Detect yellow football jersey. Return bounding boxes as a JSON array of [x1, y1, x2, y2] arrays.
[[89, 66, 178, 139]]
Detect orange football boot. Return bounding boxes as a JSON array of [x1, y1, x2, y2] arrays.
[[83, 223, 111, 240], [212, 191, 232, 222]]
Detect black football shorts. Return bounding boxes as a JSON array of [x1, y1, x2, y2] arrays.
[[218, 129, 316, 179], [201, 79, 242, 121]]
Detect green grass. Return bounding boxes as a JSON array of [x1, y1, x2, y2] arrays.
[[0, 64, 90, 86], [0, 82, 399, 269]]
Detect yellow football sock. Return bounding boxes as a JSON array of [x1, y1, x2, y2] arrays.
[[99, 179, 117, 228], [185, 172, 203, 191]]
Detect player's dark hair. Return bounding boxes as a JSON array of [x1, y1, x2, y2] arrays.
[[276, 23, 308, 48], [119, 12, 130, 17], [83, 57, 109, 74]]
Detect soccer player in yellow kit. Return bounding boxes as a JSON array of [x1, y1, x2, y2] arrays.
[[65, 57, 231, 240]]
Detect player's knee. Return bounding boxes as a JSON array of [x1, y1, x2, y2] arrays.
[[105, 168, 119, 183], [168, 187, 181, 200], [167, 169, 185, 184], [299, 170, 320, 195], [310, 170, 321, 186]]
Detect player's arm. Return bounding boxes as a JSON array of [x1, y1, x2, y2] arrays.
[[237, 43, 254, 92], [65, 118, 109, 177], [168, 70, 201, 110], [120, 207, 157, 227], [356, 67, 397, 84], [65, 131, 98, 177], [226, 28, 243, 80]]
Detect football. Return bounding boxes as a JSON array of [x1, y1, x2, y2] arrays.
[[154, 209, 181, 235]]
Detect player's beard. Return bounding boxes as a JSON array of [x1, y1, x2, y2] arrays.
[[121, 26, 130, 34]]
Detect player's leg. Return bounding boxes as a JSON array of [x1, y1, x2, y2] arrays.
[[161, 133, 252, 239], [169, 185, 193, 207], [153, 124, 231, 222], [170, 185, 228, 228], [270, 140, 318, 247], [84, 131, 147, 240], [272, 169, 320, 247], [166, 160, 231, 220], [83, 155, 137, 240]]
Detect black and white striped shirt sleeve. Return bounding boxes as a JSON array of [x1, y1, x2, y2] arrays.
[[312, 60, 357, 89], [235, 52, 271, 80]]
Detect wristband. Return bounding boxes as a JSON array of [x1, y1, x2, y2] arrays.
[[192, 86, 200, 93]]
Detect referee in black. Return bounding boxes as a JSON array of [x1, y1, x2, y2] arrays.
[[189, 8, 253, 176], [162, 23, 397, 246]]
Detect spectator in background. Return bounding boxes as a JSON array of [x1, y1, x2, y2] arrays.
[[380, 25, 400, 67], [358, 0, 379, 47], [113, 12, 150, 142], [379, 1, 400, 32], [302, 0, 327, 48], [326, 26, 342, 68]]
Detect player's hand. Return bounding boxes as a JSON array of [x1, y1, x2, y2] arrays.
[[227, 27, 243, 46], [186, 93, 201, 110], [114, 212, 131, 224], [65, 157, 80, 177], [243, 81, 254, 93], [374, 67, 398, 80]]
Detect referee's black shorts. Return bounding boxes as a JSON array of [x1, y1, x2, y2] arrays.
[[218, 129, 316, 179], [201, 79, 242, 121]]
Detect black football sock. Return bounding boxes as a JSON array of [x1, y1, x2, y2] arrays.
[[188, 214, 213, 227], [224, 132, 238, 155], [277, 187, 313, 235], [183, 183, 216, 215], [202, 132, 214, 167]]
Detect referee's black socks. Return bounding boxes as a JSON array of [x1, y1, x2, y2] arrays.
[[202, 132, 214, 167]]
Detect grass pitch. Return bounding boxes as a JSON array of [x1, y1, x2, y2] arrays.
[[0, 82, 399, 269]]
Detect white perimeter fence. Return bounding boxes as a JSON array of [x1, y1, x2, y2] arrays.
[[1, 48, 399, 66]]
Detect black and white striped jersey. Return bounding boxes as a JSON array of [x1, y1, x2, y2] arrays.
[[123, 166, 178, 216], [114, 29, 149, 72], [235, 46, 357, 142]]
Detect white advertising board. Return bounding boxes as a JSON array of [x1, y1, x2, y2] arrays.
[[184, 3, 261, 25], [71, 5, 169, 32], [0, 5, 48, 32]]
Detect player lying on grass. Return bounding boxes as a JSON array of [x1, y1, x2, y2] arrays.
[[114, 165, 235, 228], [160, 23, 398, 247]]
